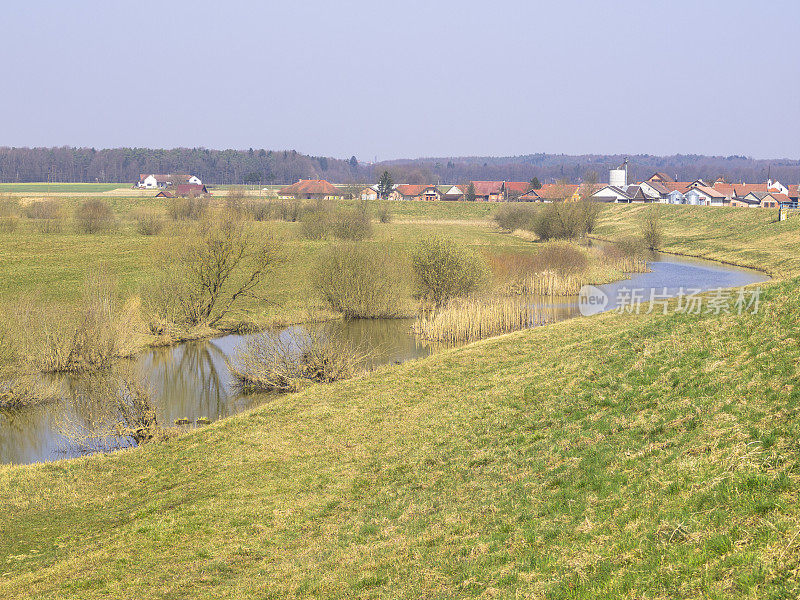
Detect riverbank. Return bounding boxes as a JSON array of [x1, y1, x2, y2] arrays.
[[2, 205, 800, 598]]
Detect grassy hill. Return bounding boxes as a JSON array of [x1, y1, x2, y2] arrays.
[[2, 205, 800, 598]]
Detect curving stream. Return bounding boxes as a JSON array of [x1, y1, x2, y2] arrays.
[[0, 253, 769, 465]]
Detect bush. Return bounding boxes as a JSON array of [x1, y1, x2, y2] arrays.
[[134, 208, 164, 235], [75, 199, 115, 233], [411, 236, 486, 307], [494, 203, 538, 231], [314, 243, 409, 318], [300, 209, 331, 240], [167, 196, 209, 220], [230, 328, 366, 392], [532, 242, 589, 274], [640, 207, 663, 250], [243, 199, 273, 221], [24, 200, 64, 233], [331, 208, 373, 240], [0, 197, 20, 232], [531, 201, 598, 241], [377, 201, 392, 223]]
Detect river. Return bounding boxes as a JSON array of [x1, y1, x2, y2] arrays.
[[0, 252, 769, 465]]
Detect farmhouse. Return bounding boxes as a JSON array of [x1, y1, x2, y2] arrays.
[[388, 184, 441, 201], [468, 181, 505, 202], [684, 185, 728, 206], [359, 186, 379, 201], [278, 179, 342, 200], [155, 190, 174, 198], [440, 185, 464, 201], [175, 184, 209, 197], [137, 173, 202, 189]]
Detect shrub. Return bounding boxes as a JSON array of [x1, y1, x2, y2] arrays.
[[314, 243, 409, 318], [75, 199, 115, 233], [134, 208, 164, 235], [57, 374, 164, 451], [531, 201, 598, 241], [411, 236, 486, 307], [300, 208, 331, 240], [331, 208, 373, 240], [532, 242, 589, 274], [243, 199, 273, 221], [377, 201, 392, 223], [230, 328, 366, 392], [494, 203, 538, 231], [0, 197, 20, 233], [24, 200, 64, 233], [167, 195, 209, 220], [641, 207, 663, 250]]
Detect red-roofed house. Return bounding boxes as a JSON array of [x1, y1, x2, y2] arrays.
[[278, 179, 342, 200], [175, 184, 210, 197], [685, 185, 728, 206], [467, 181, 505, 201], [503, 181, 532, 200], [388, 184, 441, 201]]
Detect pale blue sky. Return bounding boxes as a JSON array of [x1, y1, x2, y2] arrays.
[[1, 0, 798, 160]]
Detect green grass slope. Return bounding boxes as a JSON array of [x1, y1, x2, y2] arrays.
[[2, 205, 800, 598]]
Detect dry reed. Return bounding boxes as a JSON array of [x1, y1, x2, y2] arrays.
[[412, 296, 546, 344]]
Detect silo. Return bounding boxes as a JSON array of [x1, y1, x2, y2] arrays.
[[609, 169, 627, 188]]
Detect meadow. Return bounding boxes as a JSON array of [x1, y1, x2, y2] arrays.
[[1, 199, 799, 597]]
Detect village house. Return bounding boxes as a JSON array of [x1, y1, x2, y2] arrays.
[[467, 181, 505, 202], [359, 186, 379, 201], [440, 185, 464, 201], [154, 190, 175, 198], [503, 181, 532, 200], [175, 184, 210, 197], [278, 179, 342, 200], [388, 184, 441, 201], [137, 173, 202, 189], [684, 185, 728, 206]]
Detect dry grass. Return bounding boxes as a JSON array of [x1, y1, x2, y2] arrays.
[[412, 296, 546, 344]]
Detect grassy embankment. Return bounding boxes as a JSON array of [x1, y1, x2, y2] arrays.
[[1, 204, 800, 597]]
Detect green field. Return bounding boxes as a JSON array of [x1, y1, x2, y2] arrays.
[[0, 182, 128, 193], [2, 202, 800, 598]]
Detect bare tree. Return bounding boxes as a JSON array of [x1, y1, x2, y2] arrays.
[[150, 211, 282, 328]]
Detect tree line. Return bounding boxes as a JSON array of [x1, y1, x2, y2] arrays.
[[1, 146, 798, 186]]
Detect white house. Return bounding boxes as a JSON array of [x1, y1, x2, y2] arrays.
[[592, 185, 630, 202], [684, 185, 727, 206], [137, 173, 201, 188], [667, 190, 686, 204]]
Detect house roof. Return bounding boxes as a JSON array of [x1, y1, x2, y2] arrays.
[[518, 190, 541, 200], [536, 184, 580, 199], [155, 190, 175, 198], [176, 184, 208, 196], [504, 181, 531, 194], [469, 181, 504, 196], [642, 181, 670, 195], [648, 172, 674, 182], [394, 184, 427, 197], [689, 185, 726, 199], [278, 179, 339, 196]]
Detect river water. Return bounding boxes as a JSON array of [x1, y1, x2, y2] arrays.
[[0, 253, 768, 465]]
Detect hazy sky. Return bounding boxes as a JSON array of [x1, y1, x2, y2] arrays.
[[2, 0, 798, 160]]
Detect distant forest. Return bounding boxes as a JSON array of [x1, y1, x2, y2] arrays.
[[1, 147, 799, 186]]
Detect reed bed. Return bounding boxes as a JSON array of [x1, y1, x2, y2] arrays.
[[412, 296, 547, 345]]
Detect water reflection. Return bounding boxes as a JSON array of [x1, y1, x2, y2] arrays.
[[0, 253, 769, 465]]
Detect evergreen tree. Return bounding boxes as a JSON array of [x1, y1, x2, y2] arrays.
[[377, 170, 394, 199], [530, 177, 542, 190], [465, 182, 476, 202], [349, 156, 358, 170]]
